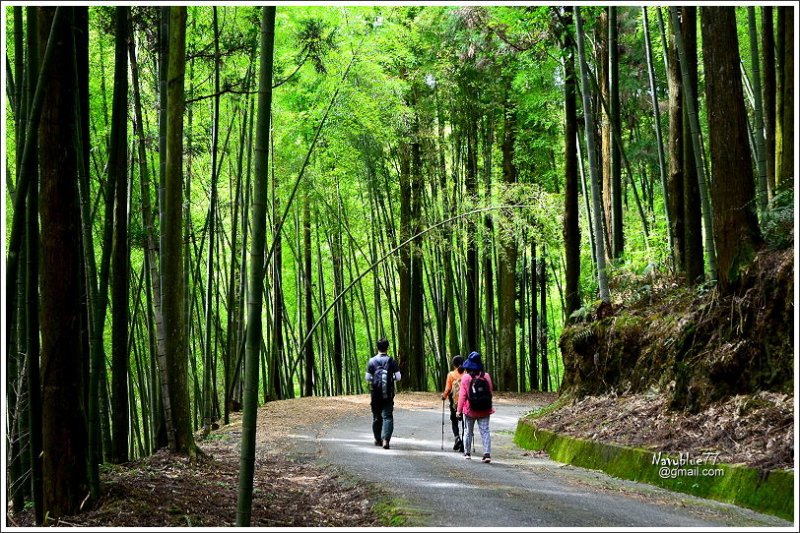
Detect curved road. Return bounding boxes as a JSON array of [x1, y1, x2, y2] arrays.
[[299, 402, 790, 528]]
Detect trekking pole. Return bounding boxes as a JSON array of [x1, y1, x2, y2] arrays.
[[441, 399, 445, 450]]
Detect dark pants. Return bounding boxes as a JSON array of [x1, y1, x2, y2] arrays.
[[449, 401, 460, 438], [371, 399, 394, 442]]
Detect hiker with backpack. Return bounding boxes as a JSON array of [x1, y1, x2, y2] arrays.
[[456, 351, 494, 463], [441, 355, 465, 452], [365, 337, 401, 449]]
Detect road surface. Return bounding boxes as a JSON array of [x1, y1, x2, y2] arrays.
[[293, 401, 791, 528]]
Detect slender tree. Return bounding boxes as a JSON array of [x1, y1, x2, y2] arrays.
[[607, 6, 623, 259], [129, 19, 175, 451], [775, 6, 793, 190], [529, 241, 538, 391], [163, 6, 198, 457], [562, 6, 581, 317], [665, 9, 685, 274], [203, 6, 221, 435], [575, 7, 610, 303], [303, 195, 315, 397], [408, 115, 426, 390], [25, 7, 44, 522], [761, 7, 776, 200], [498, 96, 518, 391], [538, 257, 549, 392], [109, 5, 130, 465], [747, 7, 768, 219], [679, 7, 704, 284], [237, 6, 276, 526], [670, 6, 717, 280]]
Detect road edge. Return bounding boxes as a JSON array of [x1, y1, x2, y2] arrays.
[[514, 418, 794, 522]]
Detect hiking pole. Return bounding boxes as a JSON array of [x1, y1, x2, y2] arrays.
[[441, 399, 445, 450]]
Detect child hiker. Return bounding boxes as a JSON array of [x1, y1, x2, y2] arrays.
[[441, 355, 465, 452], [456, 351, 494, 463]]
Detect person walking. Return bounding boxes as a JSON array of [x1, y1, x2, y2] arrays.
[[456, 351, 494, 463], [365, 337, 401, 449], [441, 355, 465, 452]]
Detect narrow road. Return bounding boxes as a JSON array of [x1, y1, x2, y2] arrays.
[[306, 400, 790, 528]]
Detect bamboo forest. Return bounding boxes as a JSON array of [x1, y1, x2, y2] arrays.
[[2, 3, 797, 529]]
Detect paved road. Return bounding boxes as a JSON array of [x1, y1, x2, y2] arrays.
[[303, 402, 790, 528]]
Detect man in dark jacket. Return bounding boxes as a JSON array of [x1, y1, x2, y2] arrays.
[[365, 337, 401, 449]]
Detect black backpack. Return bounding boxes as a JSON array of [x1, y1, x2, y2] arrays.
[[468, 371, 492, 411], [371, 357, 394, 400]]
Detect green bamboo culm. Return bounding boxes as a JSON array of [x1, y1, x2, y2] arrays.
[[574, 7, 610, 303], [669, 7, 718, 281], [236, 6, 276, 527], [5, 6, 65, 351]]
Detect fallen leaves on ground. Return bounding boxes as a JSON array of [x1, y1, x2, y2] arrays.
[[7, 391, 550, 527], [533, 391, 793, 470]]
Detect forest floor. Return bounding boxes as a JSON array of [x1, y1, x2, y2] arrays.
[[6, 390, 792, 527], [532, 390, 794, 471], [7, 391, 545, 527]]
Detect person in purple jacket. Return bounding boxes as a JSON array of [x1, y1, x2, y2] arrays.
[[456, 351, 495, 463]]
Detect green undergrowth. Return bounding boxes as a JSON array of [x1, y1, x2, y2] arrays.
[[372, 497, 416, 527], [514, 419, 794, 521]]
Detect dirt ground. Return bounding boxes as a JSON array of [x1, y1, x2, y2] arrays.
[[7, 391, 549, 527], [532, 390, 794, 470]]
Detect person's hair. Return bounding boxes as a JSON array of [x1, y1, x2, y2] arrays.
[[451, 355, 464, 369], [376, 337, 389, 352]]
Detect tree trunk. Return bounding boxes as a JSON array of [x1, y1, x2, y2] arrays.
[[575, 7, 610, 302], [563, 7, 581, 317], [129, 24, 174, 451], [678, 7, 705, 284], [303, 196, 315, 397], [465, 91, 480, 352], [775, 7, 793, 191], [482, 115, 495, 376], [237, 6, 275, 526], [671, 6, 717, 280], [747, 7, 768, 219], [24, 6, 44, 523], [529, 241, 538, 391], [498, 97, 518, 391], [5, 6, 65, 347], [665, 9, 685, 274], [158, 7, 169, 298], [408, 125, 426, 390], [73, 6, 105, 499], [596, 11, 612, 259], [109, 5, 130, 465], [608, 6, 623, 259], [761, 7, 776, 200], [38, 6, 89, 518], [398, 143, 411, 384], [538, 257, 549, 392], [163, 6, 197, 457], [203, 7, 220, 435], [435, 94, 459, 360], [332, 205, 345, 395], [701, 7, 762, 291]]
